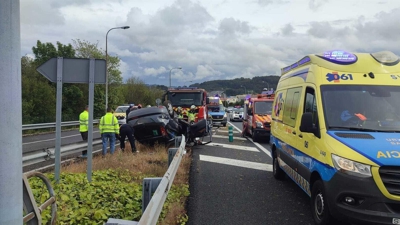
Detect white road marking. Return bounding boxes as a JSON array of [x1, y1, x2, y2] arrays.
[[23, 131, 100, 145], [206, 142, 260, 152], [228, 122, 272, 158], [212, 134, 247, 141], [200, 155, 272, 172]]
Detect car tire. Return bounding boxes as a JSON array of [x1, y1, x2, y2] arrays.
[[272, 151, 285, 180], [252, 129, 258, 142], [311, 180, 337, 225]]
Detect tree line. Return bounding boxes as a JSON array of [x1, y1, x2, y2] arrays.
[[22, 39, 165, 124]]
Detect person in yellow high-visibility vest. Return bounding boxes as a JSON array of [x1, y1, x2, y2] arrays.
[[79, 105, 89, 156], [176, 107, 183, 119], [188, 105, 197, 123], [100, 107, 119, 155]]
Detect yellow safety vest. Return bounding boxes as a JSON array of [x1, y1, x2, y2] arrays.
[[99, 112, 119, 134], [188, 112, 196, 122], [79, 110, 89, 132]]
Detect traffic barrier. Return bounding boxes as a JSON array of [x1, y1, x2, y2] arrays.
[[106, 135, 186, 225], [228, 125, 233, 142]]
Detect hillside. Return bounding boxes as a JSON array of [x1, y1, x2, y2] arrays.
[[190, 75, 280, 96]]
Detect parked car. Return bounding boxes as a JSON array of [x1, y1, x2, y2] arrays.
[[229, 108, 244, 121], [114, 105, 130, 125]]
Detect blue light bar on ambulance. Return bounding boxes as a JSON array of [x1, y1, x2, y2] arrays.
[[370, 51, 400, 66], [317, 50, 357, 65], [281, 56, 311, 75]]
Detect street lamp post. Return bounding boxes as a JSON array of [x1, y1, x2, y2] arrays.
[[262, 81, 270, 90], [241, 85, 247, 95], [105, 26, 130, 112], [169, 67, 182, 88]]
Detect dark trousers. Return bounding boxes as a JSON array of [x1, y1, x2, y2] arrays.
[[81, 131, 88, 155], [119, 125, 136, 152]]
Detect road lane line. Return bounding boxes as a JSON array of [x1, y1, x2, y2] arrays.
[[23, 131, 100, 145], [206, 142, 259, 152], [212, 135, 247, 141], [200, 155, 272, 172], [228, 122, 272, 158]]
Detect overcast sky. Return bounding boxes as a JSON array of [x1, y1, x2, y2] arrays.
[[20, 0, 400, 86]]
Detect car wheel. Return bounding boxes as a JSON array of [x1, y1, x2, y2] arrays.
[[252, 129, 258, 142], [311, 180, 336, 225], [272, 151, 285, 180]]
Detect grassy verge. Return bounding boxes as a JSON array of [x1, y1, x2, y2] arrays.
[[28, 142, 192, 225]]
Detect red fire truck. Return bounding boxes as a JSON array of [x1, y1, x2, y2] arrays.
[[242, 92, 275, 142], [162, 87, 209, 123]]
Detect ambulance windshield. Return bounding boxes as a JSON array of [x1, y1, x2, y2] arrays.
[[321, 85, 400, 131]]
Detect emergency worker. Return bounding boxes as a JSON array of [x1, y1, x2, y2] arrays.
[[79, 105, 89, 156], [188, 105, 197, 123], [118, 124, 137, 153], [100, 107, 119, 155], [126, 103, 134, 123], [176, 107, 183, 119]]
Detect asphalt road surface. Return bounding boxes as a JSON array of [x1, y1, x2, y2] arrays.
[[23, 128, 101, 154], [187, 121, 314, 225]]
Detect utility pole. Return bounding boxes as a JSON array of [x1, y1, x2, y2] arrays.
[[0, 1, 23, 224]]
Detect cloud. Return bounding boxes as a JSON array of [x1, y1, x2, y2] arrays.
[[309, 0, 328, 11], [19, 0, 400, 87], [21, 0, 65, 25], [50, 0, 92, 8], [218, 18, 251, 36], [144, 66, 168, 76], [281, 23, 294, 36], [258, 0, 288, 6]]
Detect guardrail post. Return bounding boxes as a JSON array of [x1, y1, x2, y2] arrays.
[[168, 148, 178, 167], [174, 136, 182, 147], [142, 178, 162, 213], [0, 1, 23, 224]]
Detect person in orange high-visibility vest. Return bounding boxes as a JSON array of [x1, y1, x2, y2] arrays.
[[100, 107, 119, 155]]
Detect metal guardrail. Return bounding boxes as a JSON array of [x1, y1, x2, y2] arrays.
[[22, 120, 99, 131], [106, 135, 187, 225], [23, 139, 103, 167]]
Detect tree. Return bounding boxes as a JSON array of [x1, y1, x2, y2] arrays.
[[122, 77, 165, 106], [72, 39, 124, 116], [21, 56, 56, 123], [32, 40, 75, 66]]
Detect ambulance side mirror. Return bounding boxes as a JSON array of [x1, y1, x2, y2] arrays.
[[300, 112, 319, 137]]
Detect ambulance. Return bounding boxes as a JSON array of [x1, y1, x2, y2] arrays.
[[270, 50, 400, 225], [242, 92, 274, 142]]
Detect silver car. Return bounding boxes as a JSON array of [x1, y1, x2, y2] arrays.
[[229, 108, 244, 122]]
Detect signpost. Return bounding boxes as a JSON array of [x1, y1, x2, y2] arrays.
[[37, 57, 106, 182]]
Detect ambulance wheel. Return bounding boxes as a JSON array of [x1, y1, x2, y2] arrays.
[[311, 180, 336, 225], [272, 151, 285, 180]]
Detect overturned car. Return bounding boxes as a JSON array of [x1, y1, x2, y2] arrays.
[[127, 104, 212, 146]]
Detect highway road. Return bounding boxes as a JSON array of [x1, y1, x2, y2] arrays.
[[23, 121, 316, 224], [23, 128, 101, 154], [187, 121, 314, 225]]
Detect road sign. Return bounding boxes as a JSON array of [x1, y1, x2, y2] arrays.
[[36, 57, 103, 183], [37, 58, 106, 84]]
